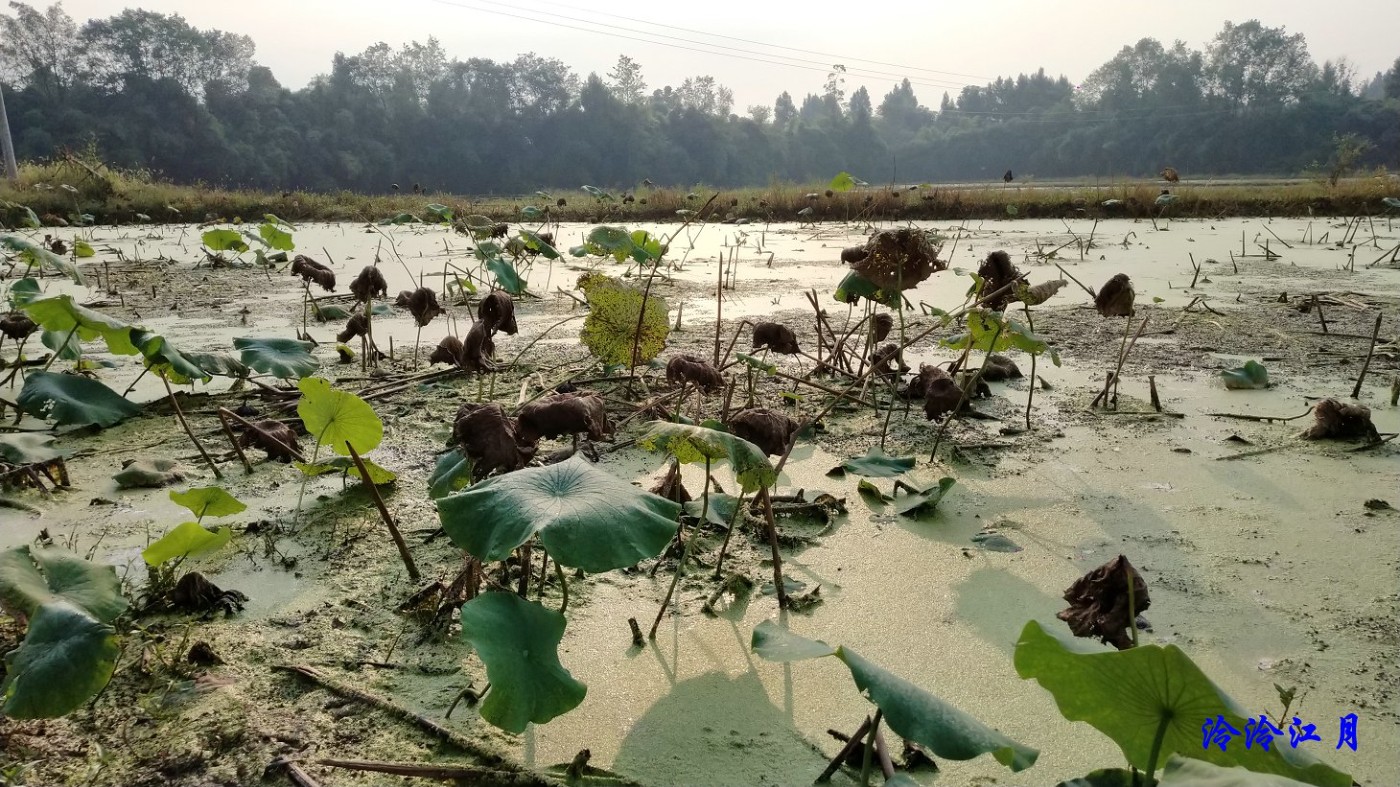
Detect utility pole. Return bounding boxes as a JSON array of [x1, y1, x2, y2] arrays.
[[0, 82, 18, 182]]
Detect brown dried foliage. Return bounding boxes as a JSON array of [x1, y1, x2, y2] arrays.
[[1, 311, 37, 340], [237, 420, 301, 463], [1095, 274, 1135, 317], [870, 343, 906, 378], [336, 313, 369, 344], [977, 250, 1021, 311], [840, 246, 869, 264], [405, 287, 445, 327], [478, 290, 518, 335], [981, 354, 1022, 381], [428, 335, 465, 366], [1300, 398, 1378, 441], [516, 391, 611, 444], [349, 265, 387, 302], [729, 407, 800, 456], [666, 353, 724, 393], [453, 402, 532, 478], [850, 227, 945, 292], [460, 321, 496, 371], [752, 322, 800, 354], [872, 312, 894, 342], [1057, 554, 1150, 650], [291, 255, 335, 291]]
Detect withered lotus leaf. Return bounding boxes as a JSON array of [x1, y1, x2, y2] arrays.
[[665, 353, 724, 393], [1056, 554, 1150, 651]]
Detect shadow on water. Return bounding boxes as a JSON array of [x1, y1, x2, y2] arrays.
[[954, 566, 1064, 658], [612, 668, 829, 787]]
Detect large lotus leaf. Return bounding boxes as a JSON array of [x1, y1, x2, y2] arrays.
[[750, 621, 1038, 772], [1014, 621, 1351, 786], [519, 229, 559, 260], [460, 592, 586, 733], [17, 371, 141, 427], [141, 521, 234, 566], [170, 486, 246, 519], [22, 295, 135, 354], [427, 449, 473, 500], [129, 329, 211, 384], [234, 337, 318, 379], [841, 447, 915, 478], [577, 274, 669, 366], [1160, 755, 1318, 786], [296, 376, 382, 456], [6, 277, 42, 307], [41, 328, 82, 360], [183, 352, 250, 379], [258, 222, 295, 251], [486, 257, 526, 296], [436, 455, 678, 572], [1, 601, 120, 718], [586, 225, 633, 261], [638, 421, 776, 493], [202, 228, 249, 252], [1, 235, 83, 284], [0, 545, 128, 623]]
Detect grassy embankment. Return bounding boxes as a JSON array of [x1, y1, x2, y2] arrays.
[[2, 155, 1397, 228]]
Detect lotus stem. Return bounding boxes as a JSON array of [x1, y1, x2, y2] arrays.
[[651, 457, 710, 638], [162, 375, 221, 479], [711, 490, 748, 578], [554, 560, 569, 614], [860, 710, 882, 786], [1144, 712, 1170, 785], [346, 441, 419, 581]]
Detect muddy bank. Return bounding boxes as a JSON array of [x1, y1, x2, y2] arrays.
[[1, 216, 1396, 786]]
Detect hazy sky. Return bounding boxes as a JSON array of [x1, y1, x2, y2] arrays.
[[55, 0, 1400, 107]]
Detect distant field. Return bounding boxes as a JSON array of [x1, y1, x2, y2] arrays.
[[2, 156, 1397, 227]]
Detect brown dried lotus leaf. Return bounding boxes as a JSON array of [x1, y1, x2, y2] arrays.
[[336, 313, 369, 344], [516, 391, 611, 444], [428, 335, 465, 366], [1095, 274, 1135, 317], [349, 265, 387, 302], [1300, 398, 1378, 441], [452, 402, 531, 478], [752, 322, 800, 355], [478, 290, 518, 335], [850, 228, 945, 292], [977, 250, 1020, 310], [729, 407, 800, 457], [1018, 278, 1066, 306], [923, 377, 966, 421], [665, 353, 724, 393], [903, 364, 949, 400], [459, 321, 496, 371], [406, 287, 445, 327], [981, 354, 1022, 382], [0, 311, 37, 340], [1056, 554, 1150, 651], [291, 255, 335, 291], [870, 343, 906, 378], [872, 313, 894, 342], [840, 246, 869, 264], [237, 420, 301, 463]]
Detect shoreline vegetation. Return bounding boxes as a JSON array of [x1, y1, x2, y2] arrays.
[[2, 156, 1397, 227]]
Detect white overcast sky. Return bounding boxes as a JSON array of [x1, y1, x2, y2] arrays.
[[54, 0, 1400, 107]]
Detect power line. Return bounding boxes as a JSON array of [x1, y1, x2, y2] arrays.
[[523, 0, 992, 82], [425, 0, 976, 94]]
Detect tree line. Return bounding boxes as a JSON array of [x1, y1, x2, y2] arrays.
[[2, 3, 1398, 193]]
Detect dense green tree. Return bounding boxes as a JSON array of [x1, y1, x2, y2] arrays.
[[0, 4, 1394, 191]]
